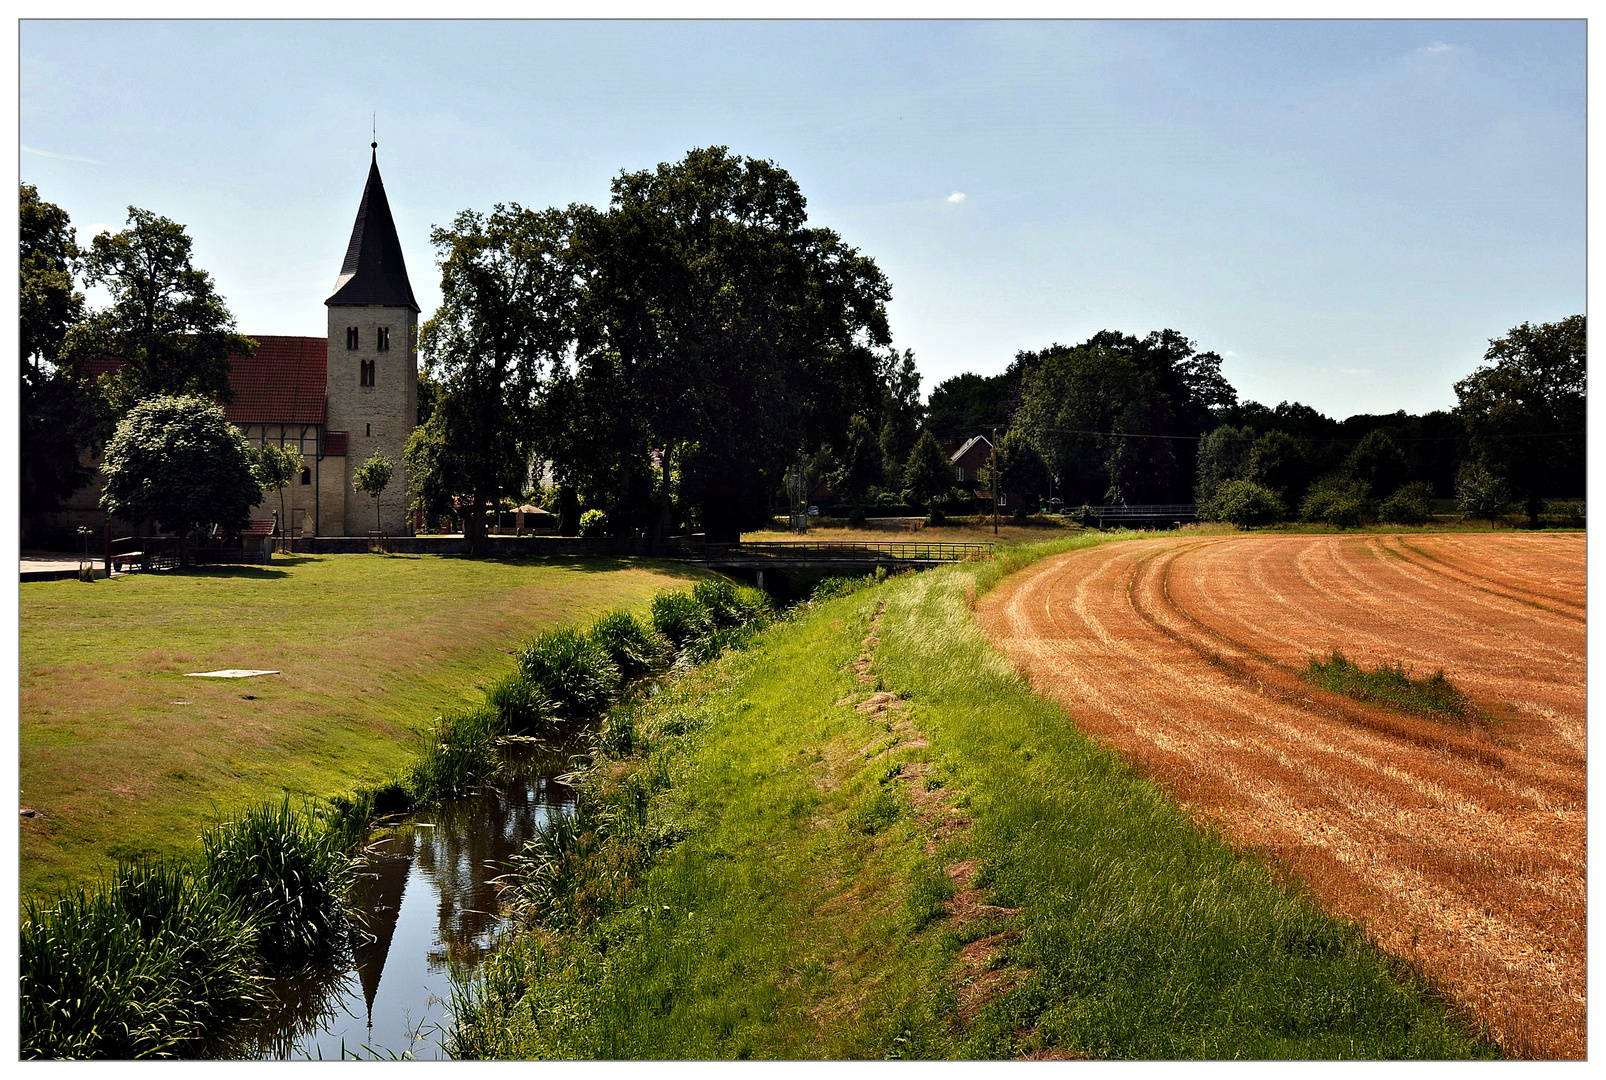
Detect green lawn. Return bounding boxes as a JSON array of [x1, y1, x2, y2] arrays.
[[451, 538, 1495, 1059], [19, 553, 703, 898]]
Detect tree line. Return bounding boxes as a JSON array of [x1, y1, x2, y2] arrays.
[[921, 317, 1584, 529], [20, 157, 1585, 547]]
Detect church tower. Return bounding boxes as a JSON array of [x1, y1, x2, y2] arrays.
[[325, 142, 419, 535]]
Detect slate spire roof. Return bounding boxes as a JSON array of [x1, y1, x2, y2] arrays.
[[326, 145, 420, 312]]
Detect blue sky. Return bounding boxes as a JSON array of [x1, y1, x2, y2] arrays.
[[19, 18, 1585, 420]]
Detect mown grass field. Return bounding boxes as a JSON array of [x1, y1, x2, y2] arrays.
[[451, 536, 1496, 1059], [19, 553, 702, 898]]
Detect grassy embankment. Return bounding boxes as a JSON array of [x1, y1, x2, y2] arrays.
[[19, 552, 701, 898], [450, 534, 1496, 1059]]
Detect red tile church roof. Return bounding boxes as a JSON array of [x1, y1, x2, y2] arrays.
[[223, 336, 327, 425], [81, 336, 327, 426]]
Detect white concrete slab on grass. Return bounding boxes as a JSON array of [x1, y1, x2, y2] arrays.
[[185, 669, 280, 678]]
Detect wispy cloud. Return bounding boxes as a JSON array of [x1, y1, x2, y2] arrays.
[[1340, 368, 1373, 376], [1222, 350, 1237, 358], [1417, 41, 1457, 55], [946, 191, 966, 203], [22, 144, 103, 165]]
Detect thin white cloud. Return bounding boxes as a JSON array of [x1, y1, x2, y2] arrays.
[[1417, 42, 1457, 55], [1222, 350, 1237, 358], [22, 144, 103, 166], [1340, 368, 1373, 376], [946, 191, 966, 203]]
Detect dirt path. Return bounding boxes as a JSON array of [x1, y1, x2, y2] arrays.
[[976, 532, 1585, 1059]]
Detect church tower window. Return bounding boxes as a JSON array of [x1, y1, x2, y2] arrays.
[[346, 326, 359, 349], [360, 358, 375, 387], [377, 326, 391, 352]]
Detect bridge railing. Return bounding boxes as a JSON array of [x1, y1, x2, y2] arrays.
[[701, 540, 996, 562], [1084, 504, 1198, 524]]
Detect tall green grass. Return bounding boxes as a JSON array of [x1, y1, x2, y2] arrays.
[[447, 545, 1496, 1060], [1303, 651, 1471, 720]]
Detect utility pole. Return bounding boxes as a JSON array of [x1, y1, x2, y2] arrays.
[[991, 425, 999, 535]]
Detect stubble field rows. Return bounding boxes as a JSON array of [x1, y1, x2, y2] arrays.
[[976, 532, 1584, 1059]]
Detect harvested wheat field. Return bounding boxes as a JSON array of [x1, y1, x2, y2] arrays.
[[977, 532, 1584, 1059]]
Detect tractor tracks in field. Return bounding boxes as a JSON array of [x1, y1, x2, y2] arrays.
[[976, 533, 1586, 1059]]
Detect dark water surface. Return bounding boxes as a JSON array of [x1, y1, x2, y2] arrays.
[[223, 768, 573, 1060]]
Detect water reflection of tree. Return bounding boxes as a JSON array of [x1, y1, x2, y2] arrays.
[[414, 776, 573, 968], [207, 961, 360, 1060]]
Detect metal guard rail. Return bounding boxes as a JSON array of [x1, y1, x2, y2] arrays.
[[711, 541, 996, 562]]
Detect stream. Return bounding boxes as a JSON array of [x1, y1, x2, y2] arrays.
[[219, 762, 575, 1060]]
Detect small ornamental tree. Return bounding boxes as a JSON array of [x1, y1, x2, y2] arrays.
[[353, 451, 396, 534], [99, 395, 262, 566], [253, 443, 303, 538]]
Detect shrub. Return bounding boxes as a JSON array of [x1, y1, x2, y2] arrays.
[[199, 798, 355, 968], [410, 708, 505, 800], [1379, 481, 1435, 525], [588, 610, 667, 681], [518, 627, 621, 721], [485, 673, 557, 736], [577, 508, 608, 538], [651, 590, 712, 651], [1202, 479, 1285, 528], [847, 506, 868, 527], [1301, 475, 1373, 528]]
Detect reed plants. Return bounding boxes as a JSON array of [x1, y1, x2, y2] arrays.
[[21, 859, 265, 1059], [408, 707, 505, 801], [199, 798, 356, 968], [485, 673, 557, 736], [650, 589, 713, 651], [588, 609, 667, 681], [518, 627, 622, 721]]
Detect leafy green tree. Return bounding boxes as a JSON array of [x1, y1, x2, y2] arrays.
[[829, 414, 884, 504], [19, 183, 96, 516], [1454, 316, 1585, 527], [1301, 475, 1372, 529], [1202, 479, 1285, 528], [902, 430, 953, 510], [420, 203, 576, 554], [1343, 429, 1408, 498], [353, 451, 395, 534], [1379, 481, 1435, 525], [989, 428, 1046, 511], [1245, 430, 1312, 505], [100, 395, 262, 565], [877, 349, 922, 490], [1194, 425, 1254, 505], [253, 443, 304, 537], [1455, 459, 1512, 526], [61, 206, 255, 420], [571, 147, 893, 543]]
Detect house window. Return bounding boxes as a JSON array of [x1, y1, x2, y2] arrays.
[[300, 468, 311, 486], [360, 359, 375, 387], [955, 465, 965, 481], [997, 493, 1008, 507], [377, 326, 391, 352], [346, 326, 359, 350]]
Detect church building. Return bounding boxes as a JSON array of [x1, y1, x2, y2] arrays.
[[70, 145, 420, 538]]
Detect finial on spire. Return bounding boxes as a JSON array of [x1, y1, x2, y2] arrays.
[[371, 111, 377, 151]]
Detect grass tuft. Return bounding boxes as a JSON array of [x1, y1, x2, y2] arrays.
[[518, 627, 622, 722], [1303, 651, 1471, 720]]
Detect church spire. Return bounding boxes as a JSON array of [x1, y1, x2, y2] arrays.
[[326, 146, 419, 312]]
